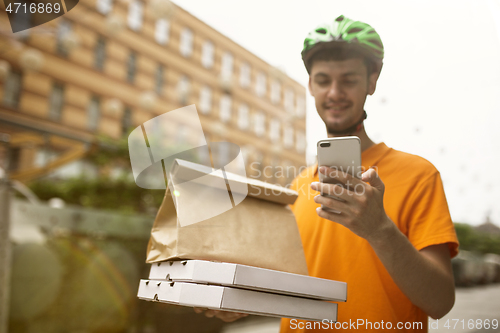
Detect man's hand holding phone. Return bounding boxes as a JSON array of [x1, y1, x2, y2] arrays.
[[311, 166, 394, 244]]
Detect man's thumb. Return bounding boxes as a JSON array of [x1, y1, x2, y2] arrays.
[[361, 168, 384, 192]]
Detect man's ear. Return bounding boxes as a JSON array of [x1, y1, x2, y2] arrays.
[[367, 71, 379, 96]]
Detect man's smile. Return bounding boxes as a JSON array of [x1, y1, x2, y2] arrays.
[[323, 103, 351, 115]]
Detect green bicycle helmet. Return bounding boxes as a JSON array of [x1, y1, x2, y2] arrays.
[[302, 15, 384, 75]]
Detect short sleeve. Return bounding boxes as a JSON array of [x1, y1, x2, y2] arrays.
[[405, 171, 459, 258]]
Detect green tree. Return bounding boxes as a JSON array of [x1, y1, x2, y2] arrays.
[[454, 223, 500, 255]]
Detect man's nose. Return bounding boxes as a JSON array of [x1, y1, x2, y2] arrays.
[[326, 81, 346, 100]]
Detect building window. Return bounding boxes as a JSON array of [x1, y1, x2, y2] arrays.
[[240, 145, 251, 166], [230, 142, 244, 170], [237, 103, 249, 130], [283, 160, 295, 185], [283, 125, 294, 148], [201, 40, 214, 69], [155, 64, 164, 95], [269, 118, 281, 142], [87, 96, 101, 131], [296, 131, 306, 153], [177, 75, 190, 104], [197, 135, 211, 165], [155, 19, 170, 45], [122, 106, 132, 135], [199, 86, 211, 114], [211, 141, 237, 169], [253, 111, 265, 137], [48, 83, 64, 121], [296, 95, 306, 118], [94, 36, 106, 71], [284, 89, 295, 114], [270, 80, 281, 105], [252, 151, 264, 178], [179, 27, 193, 58], [219, 141, 230, 168], [7, 147, 21, 171], [2, 70, 22, 108], [255, 72, 266, 97], [211, 139, 230, 168], [221, 52, 233, 79], [128, 1, 143, 31], [270, 157, 281, 184], [96, 0, 113, 14], [219, 94, 231, 123], [126, 51, 136, 83], [56, 20, 72, 57], [239, 62, 250, 88]]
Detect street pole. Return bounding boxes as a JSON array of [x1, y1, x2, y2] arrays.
[[0, 133, 12, 333]]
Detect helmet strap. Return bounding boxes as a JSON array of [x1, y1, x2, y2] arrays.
[[327, 110, 367, 136]]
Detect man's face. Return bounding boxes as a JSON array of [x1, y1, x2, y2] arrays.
[[308, 58, 378, 135]]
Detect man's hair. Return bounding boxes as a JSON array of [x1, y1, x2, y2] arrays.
[[306, 47, 375, 77]]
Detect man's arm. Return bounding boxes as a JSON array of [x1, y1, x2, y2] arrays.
[[367, 223, 455, 319], [312, 167, 455, 319]]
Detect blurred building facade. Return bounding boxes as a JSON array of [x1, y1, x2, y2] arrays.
[[0, 0, 307, 185]]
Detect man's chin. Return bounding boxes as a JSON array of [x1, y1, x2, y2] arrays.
[[326, 122, 348, 132], [326, 124, 355, 136]]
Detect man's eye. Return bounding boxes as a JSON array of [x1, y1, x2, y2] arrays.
[[344, 81, 357, 85]]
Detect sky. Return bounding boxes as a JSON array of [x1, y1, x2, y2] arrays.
[[170, 0, 500, 226]]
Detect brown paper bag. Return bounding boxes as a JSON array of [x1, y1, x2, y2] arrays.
[[145, 160, 308, 275]]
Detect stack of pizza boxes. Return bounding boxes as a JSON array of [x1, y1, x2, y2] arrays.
[[138, 159, 347, 321], [137, 259, 346, 322]]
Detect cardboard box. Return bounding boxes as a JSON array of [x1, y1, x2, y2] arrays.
[[149, 260, 347, 302], [137, 279, 338, 322]]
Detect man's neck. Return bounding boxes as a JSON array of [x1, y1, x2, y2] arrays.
[[327, 127, 375, 152]]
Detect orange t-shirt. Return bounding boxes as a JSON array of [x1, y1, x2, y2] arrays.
[[280, 142, 459, 333]]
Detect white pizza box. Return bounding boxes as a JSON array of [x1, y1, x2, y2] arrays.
[[137, 279, 338, 322], [148, 260, 347, 302]]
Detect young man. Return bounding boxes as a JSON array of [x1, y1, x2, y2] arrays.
[[196, 15, 459, 331], [279, 15, 459, 332]]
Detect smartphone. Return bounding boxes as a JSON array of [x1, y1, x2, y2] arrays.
[[316, 136, 362, 213]]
